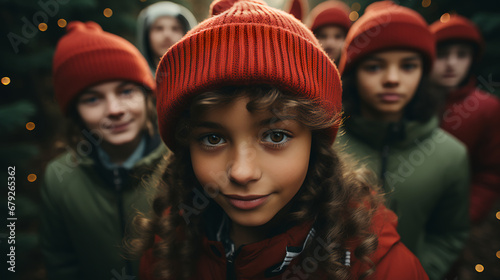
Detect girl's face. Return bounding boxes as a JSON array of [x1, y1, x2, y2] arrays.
[[149, 16, 184, 59], [431, 43, 473, 89], [356, 50, 423, 122], [76, 81, 147, 146], [189, 97, 312, 228], [316, 25, 346, 63]]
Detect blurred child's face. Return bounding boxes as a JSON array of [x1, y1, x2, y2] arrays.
[[316, 25, 346, 63], [149, 16, 184, 59], [77, 81, 147, 146], [431, 43, 473, 89], [190, 97, 312, 227], [356, 50, 423, 122]]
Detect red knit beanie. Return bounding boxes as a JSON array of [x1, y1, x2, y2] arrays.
[[307, 0, 351, 33], [430, 14, 484, 57], [284, 0, 309, 22], [157, 0, 342, 150], [339, 1, 435, 74], [52, 21, 155, 115]]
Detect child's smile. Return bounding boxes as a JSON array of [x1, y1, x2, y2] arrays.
[[189, 96, 312, 228]]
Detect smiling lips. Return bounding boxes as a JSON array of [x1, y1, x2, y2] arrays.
[[225, 194, 270, 210], [107, 120, 132, 133]]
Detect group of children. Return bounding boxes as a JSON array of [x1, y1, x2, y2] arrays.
[[40, 0, 500, 279]]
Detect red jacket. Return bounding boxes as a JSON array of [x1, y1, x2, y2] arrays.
[[440, 77, 500, 222], [140, 206, 428, 279]]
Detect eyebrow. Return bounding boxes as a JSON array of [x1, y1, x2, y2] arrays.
[[193, 121, 224, 129], [365, 55, 421, 62], [80, 81, 134, 95], [193, 117, 291, 130]]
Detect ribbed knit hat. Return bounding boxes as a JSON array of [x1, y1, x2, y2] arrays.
[[430, 14, 484, 57], [284, 0, 309, 22], [307, 0, 351, 33], [339, 1, 435, 74], [157, 0, 341, 150], [53, 21, 155, 115]]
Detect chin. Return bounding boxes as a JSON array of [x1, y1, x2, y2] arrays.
[[229, 212, 274, 227], [103, 134, 138, 146]]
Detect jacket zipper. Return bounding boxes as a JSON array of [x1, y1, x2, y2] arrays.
[[113, 168, 133, 276]]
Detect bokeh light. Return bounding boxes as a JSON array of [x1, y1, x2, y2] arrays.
[[351, 3, 361, 12], [440, 13, 451, 23], [103, 8, 113, 18], [349, 11, 359, 21], [1, 77, 10, 85], [58, 19, 67, 28], [38, 23, 48, 31], [422, 0, 431, 8], [475, 264, 484, 273], [26, 122, 35, 131], [28, 174, 37, 182]]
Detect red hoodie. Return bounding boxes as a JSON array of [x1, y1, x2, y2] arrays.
[[440, 77, 500, 222], [140, 206, 428, 279]]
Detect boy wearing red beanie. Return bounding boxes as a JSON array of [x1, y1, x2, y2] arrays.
[[135, 0, 428, 279], [336, 2, 469, 280], [307, 0, 351, 64], [41, 21, 166, 279], [430, 14, 500, 223]]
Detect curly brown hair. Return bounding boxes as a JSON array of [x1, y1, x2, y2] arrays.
[[132, 86, 383, 279]]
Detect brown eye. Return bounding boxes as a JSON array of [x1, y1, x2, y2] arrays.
[[270, 132, 284, 142], [207, 135, 221, 145]]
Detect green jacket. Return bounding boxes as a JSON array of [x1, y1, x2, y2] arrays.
[[40, 137, 167, 280], [335, 116, 470, 280]]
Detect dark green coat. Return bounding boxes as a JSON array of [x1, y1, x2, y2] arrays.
[[40, 139, 167, 280], [336, 116, 470, 280]]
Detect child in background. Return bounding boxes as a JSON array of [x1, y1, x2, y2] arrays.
[[336, 2, 469, 280], [41, 21, 166, 279], [137, 1, 197, 74], [136, 1, 428, 279], [430, 15, 500, 223], [307, 0, 351, 64]]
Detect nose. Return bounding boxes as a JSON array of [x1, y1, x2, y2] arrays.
[[227, 142, 262, 186], [106, 95, 125, 117], [383, 65, 400, 87]]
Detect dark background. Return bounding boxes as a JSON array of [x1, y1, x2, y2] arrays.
[[1, 0, 499, 279]]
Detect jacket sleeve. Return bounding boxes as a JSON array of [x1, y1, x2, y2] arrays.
[[469, 99, 500, 222], [40, 164, 80, 279], [369, 242, 429, 280], [419, 149, 470, 280]]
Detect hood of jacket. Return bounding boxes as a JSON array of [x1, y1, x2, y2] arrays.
[[136, 1, 197, 71], [342, 115, 439, 150]]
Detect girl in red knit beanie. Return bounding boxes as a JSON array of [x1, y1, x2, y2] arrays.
[[135, 1, 428, 279], [307, 0, 351, 64], [41, 21, 167, 279], [429, 14, 500, 224], [336, 2, 470, 280]]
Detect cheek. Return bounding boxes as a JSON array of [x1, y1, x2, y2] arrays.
[[77, 106, 102, 130], [190, 148, 225, 189], [356, 74, 378, 99], [403, 72, 422, 96]]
